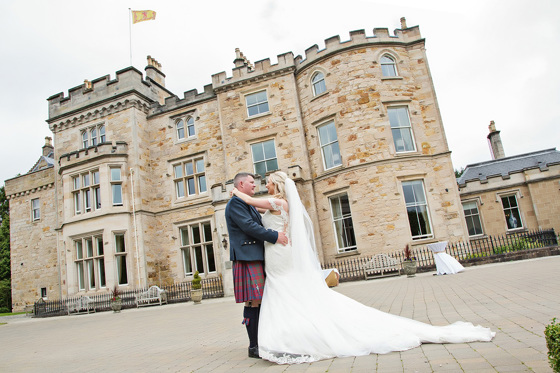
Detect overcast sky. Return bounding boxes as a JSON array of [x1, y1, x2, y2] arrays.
[[1, 0, 558, 186]]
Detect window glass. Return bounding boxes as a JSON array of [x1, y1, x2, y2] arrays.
[[501, 195, 523, 229], [388, 107, 415, 152], [463, 201, 483, 236], [318, 121, 342, 169], [176, 119, 185, 139], [329, 194, 357, 253], [381, 55, 397, 77], [312, 71, 327, 96], [187, 117, 195, 137], [246, 91, 269, 117], [402, 180, 432, 239], [251, 139, 278, 178]]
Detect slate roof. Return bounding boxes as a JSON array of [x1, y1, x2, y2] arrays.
[[457, 148, 560, 186], [29, 152, 55, 173]]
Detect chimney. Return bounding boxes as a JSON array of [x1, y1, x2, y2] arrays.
[[42, 136, 54, 157], [145, 55, 166, 87], [487, 120, 505, 159], [233, 48, 253, 70], [400, 17, 407, 29]]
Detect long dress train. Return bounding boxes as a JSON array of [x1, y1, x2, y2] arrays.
[[258, 194, 495, 365]]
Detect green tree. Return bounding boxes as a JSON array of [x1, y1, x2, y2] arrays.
[[0, 186, 11, 312], [455, 167, 465, 179]]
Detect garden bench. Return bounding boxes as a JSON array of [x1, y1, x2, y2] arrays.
[[135, 286, 168, 307], [67, 296, 96, 315], [362, 253, 401, 280]]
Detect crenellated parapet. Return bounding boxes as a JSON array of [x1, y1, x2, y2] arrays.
[[294, 25, 423, 72], [47, 66, 169, 123], [150, 84, 215, 116], [212, 52, 296, 92], [48, 96, 151, 133]]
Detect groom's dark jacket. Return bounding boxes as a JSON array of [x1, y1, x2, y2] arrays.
[[225, 195, 278, 261]]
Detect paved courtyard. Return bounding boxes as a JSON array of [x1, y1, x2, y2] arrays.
[[1, 256, 558, 372]]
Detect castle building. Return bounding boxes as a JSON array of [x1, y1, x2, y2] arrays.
[[5, 20, 468, 311], [458, 122, 560, 238]]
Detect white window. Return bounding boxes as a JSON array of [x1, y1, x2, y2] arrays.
[[180, 221, 216, 276], [75, 234, 106, 291], [463, 201, 483, 236], [311, 71, 326, 96], [380, 55, 397, 77], [72, 170, 101, 215], [318, 120, 342, 170], [175, 116, 196, 141], [329, 194, 357, 253], [114, 233, 128, 285], [31, 198, 40, 221], [501, 195, 523, 230], [251, 139, 278, 178], [81, 125, 106, 149], [388, 107, 416, 153], [110, 167, 123, 206], [176, 119, 185, 140], [402, 180, 433, 240], [246, 90, 269, 117], [173, 157, 207, 198]]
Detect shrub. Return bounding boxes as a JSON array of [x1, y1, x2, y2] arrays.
[[192, 271, 202, 290], [545, 318, 560, 372]]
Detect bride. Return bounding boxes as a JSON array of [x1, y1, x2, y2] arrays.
[[231, 171, 495, 364]]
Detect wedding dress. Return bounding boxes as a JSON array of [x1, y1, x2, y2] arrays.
[[257, 179, 495, 365]]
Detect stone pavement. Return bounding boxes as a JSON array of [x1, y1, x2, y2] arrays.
[[1, 256, 558, 373]]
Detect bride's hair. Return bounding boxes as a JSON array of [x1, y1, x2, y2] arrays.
[[267, 171, 288, 199]]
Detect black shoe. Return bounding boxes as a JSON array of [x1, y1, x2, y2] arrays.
[[248, 346, 261, 359]]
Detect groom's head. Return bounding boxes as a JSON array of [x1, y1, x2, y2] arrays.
[[234, 172, 256, 196]]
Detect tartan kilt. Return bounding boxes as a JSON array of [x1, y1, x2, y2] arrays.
[[232, 261, 265, 303]]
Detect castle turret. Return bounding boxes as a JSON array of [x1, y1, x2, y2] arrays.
[[487, 120, 506, 159]]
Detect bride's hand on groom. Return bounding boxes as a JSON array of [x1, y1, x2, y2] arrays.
[[276, 231, 288, 245]]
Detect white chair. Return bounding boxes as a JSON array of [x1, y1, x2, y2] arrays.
[[427, 241, 465, 275]]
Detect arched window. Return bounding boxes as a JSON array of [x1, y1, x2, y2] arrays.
[[176, 119, 185, 140], [186, 116, 195, 137], [380, 55, 397, 77], [311, 71, 326, 96]]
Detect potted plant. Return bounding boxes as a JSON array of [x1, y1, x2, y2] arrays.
[[191, 271, 203, 304], [402, 244, 417, 277], [110, 285, 122, 312]]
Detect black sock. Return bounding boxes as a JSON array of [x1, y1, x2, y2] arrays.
[[243, 306, 258, 348]]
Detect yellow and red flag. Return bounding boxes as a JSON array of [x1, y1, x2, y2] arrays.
[[131, 10, 156, 24]]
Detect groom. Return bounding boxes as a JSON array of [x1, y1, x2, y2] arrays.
[[225, 172, 288, 358]]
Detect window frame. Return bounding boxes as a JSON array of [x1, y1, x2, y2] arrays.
[[114, 232, 129, 286], [462, 200, 484, 237], [72, 169, 101, 215], [500, 194, 524, 231], [317, 120, 342, 170], [387, 106, 417, 153], [110, 167, 123, 206], [250, 139, 279, 178], [401, 179, 433, 240], [31, 198, 40, 221], [245, 90, 270, 118], [81, 124, 106, 149], [74, 233, 106, 292], [329, 193, 357, 254], [179, 220, 216, 277], [380, 54, 398, 77], [173, 156, 207, 199], [311, 71, 327, 96]]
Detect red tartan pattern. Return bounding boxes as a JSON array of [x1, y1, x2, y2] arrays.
[[233, 261, 265, 303]]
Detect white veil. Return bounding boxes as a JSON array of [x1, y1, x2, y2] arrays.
[[284, 178, 324, 282]]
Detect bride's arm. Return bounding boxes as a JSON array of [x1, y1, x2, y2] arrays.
[[231, 188, 288, 213]]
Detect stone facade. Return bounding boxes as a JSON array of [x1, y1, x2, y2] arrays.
[[6, 22, 469, 311]]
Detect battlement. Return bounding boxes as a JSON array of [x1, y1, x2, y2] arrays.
[[295, 24, 422, 71], [211, 21, 422, 91], [150, 84, 215, 116], [212, 52, 296, 91], [47, 65, 171, 122]]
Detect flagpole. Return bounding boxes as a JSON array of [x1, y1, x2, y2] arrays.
[[128, 8, 133, 66]]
